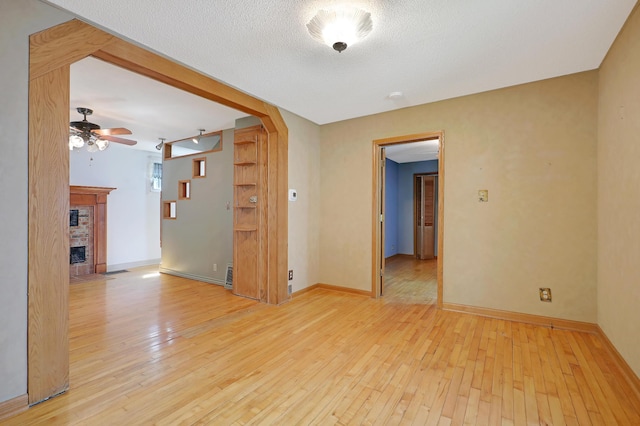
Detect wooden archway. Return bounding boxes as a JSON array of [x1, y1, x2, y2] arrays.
[[28, 19, 288, 404]]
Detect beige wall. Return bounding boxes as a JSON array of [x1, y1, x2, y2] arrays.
[[320, 71, 599, 322], [598, 4, 640, 376], [283, 109, 322, 292]]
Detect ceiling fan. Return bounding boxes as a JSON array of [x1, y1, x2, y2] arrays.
[[69, 107, 137, 152]]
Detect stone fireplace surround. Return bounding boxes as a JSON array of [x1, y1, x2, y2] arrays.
[[70, 186, 115, 275]]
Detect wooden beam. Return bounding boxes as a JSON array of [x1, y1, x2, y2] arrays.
[[94, 38, 269, 117], [30, 19, 115, 81]]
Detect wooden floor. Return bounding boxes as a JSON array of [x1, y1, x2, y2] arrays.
[[383, 255, 437, 304], [6, 267, 640, 425]]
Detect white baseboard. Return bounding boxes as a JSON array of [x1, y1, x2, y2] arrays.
[[107, 259, 161, 272], [159, 267, 225, 286]]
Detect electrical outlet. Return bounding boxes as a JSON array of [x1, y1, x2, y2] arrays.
[[478, 189, 489, 202], [213, 263, 217, 272], [539, 288, 552, 302], [288, 270, 293, 280]]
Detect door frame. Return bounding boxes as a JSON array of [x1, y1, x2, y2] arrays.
[[28, 19, 288, 404], [371, 132, 444, 307]]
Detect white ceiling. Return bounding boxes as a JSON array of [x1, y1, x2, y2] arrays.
[[385, 140, 439, 164], [50, 0, 636, 149], [70, 57, 247, 152]]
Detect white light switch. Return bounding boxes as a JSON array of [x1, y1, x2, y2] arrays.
[[289, 189, 298, 201], [478, 190, 488, 202]]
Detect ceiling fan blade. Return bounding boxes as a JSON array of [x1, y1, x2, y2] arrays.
[[101, 135, 137, 146], [94, 127, 132, 136]]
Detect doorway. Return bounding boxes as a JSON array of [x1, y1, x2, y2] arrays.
[[28, 19, 288, 405], [372, 132, 444, 307]]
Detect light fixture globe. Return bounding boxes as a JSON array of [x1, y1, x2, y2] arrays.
[[95, 138, 109, 151], [69, 134, 85, 150], [307, 7, 373, 52]]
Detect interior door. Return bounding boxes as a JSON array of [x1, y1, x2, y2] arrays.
[[415, 175, 435, 260]]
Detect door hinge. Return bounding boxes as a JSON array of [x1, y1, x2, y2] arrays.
[[380, 269, 384, 277], [380, 214, 384, 223]]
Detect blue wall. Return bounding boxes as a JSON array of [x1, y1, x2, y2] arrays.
[[384, 158, 399, 256], [385, 159, 439, 257]]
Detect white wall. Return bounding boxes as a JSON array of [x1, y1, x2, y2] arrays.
[[70, 143, 161, 270], [0, 0, 73, 404]]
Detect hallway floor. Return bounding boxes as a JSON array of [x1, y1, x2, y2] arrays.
[[383, 255, 437, 304]]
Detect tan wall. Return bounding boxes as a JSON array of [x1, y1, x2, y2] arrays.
[[597, 4, 640, 376], [283, 109, 322, 292], [320, 71, 598, 322]]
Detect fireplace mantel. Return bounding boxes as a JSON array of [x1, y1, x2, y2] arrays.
[[70, 186, 115, 274]]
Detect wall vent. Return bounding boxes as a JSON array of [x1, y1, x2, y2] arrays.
[[224, 264, 233, 289]]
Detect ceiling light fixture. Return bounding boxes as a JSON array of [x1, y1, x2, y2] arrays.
[[307, 7, 373, 53], [155, 137, 165, 151], [193, 129, 205, 144], [68, 107, 136, 152]]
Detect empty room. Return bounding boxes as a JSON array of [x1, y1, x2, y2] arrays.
[[1, 0, 639, 424]]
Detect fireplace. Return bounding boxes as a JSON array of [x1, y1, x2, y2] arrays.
[[70, 246, 86, 264], [69, 186, 115, 276]]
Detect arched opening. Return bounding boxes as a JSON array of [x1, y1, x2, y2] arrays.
[[28, 19, 288, 404]]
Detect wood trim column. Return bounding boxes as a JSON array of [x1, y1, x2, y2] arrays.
[[28, 66, 70, 405]]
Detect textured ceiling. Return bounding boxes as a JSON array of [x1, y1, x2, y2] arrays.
[[49, 0, 635, 128]]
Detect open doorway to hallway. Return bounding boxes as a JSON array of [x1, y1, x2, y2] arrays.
[[372, 133, 444, 306]]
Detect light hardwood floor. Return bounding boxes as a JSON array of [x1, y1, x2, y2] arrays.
[[6, 266, 640, 425], [383, 255, 437, 304]]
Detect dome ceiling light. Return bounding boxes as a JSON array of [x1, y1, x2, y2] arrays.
[[307, 7, 373, 53]]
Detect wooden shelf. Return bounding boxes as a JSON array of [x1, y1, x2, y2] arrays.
[[235, 205, 257, 209], [234, 140, 257, 145], [234, 161, 257, 166], [235, 227, 257, 232], [234, 183, 257, 187]]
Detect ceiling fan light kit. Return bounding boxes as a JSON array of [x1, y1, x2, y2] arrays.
[[69, 107, 137, 152], [307, 7, 373, 53]]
